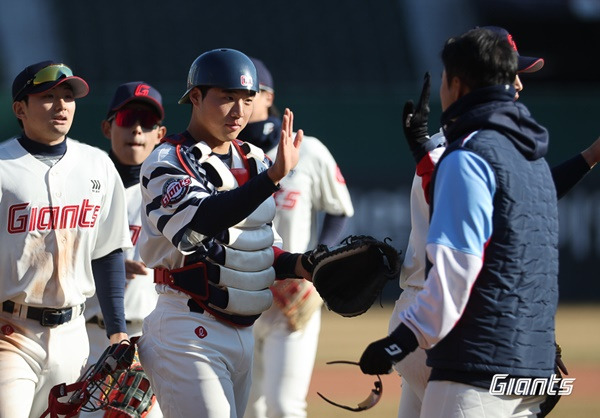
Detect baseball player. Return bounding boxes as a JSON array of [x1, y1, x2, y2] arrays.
[[239, 58, 354, 418], [136, 48, 311, 418], [81, 81, 166, 418], [389, 27, 600, 418], [0, 60, 131, 418]]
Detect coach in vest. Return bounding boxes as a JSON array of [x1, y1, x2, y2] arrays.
[[359, 27, 559, 417]]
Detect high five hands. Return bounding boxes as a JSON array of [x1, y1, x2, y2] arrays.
[[267, 108, 303, 184]]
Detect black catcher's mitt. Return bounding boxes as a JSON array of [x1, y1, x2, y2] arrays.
[[305, 235, 402, 317]]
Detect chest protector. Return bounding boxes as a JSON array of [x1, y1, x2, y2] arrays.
[[155, 139, 277, 327]]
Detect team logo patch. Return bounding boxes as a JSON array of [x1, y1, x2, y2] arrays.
[[240, 74, 254, 88], [91, 179, 101, 192], [135, 83, 151, 96], [1, 325, 14, 336], [194, 326, 207, 339], [262, 122, 275, 136], [161, 177, 192, 207]]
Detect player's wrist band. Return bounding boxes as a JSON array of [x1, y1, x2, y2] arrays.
[[2, 300, 85, 327]]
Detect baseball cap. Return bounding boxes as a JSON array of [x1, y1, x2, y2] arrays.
[[106, 81, 164, 120], [250, 57, 274, 92], [12, 60, 89, 102], [481, 26, 544, 73]]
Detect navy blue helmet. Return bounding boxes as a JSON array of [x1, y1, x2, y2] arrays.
[[178, 48, 259, 104]]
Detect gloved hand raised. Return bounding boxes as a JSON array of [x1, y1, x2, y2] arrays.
[[402, 72, 440, 163], [359, 323, 419, 375]]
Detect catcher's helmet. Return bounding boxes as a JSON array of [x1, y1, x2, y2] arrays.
[[178, 48, 259, 104]]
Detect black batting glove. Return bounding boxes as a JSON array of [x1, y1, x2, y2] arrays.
[[359, 323, 419, 375], [403, 72, 438, 163]]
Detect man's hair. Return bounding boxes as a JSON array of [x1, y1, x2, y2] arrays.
[[442, 27, 518, 91]]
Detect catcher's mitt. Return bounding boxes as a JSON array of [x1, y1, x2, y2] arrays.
[[305, 235, 402, 317]]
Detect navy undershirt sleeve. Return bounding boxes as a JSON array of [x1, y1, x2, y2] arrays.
[[318, 214, 349, 246], [551, 154, 590, 200], [92, 249, 127, 337], [274, 252, 302, 279], [190, 170, 279, 237]]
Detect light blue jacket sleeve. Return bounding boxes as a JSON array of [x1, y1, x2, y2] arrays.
[[427, 149, 496, 257]]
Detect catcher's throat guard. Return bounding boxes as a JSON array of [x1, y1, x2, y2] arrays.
[[317, 361, 383, 412]]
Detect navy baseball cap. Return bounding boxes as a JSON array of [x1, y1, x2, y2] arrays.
[[481, 26, 544, 73], [12, 60, 89, 102], [107, 81, 164, 120], [250, 57, 274, 92]]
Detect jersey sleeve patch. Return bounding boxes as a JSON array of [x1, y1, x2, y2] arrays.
[[161, 177, 192, 207]]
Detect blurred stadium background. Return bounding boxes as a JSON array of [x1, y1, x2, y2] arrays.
[[1, 0, 600, 302]]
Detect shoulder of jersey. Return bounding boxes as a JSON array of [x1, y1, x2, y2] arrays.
[[0, 137, 20, 151], [69, 138, 118, 165], [140, 141, 179, 172], [67, 137, 109, 155], [299, 135, 335, 159]]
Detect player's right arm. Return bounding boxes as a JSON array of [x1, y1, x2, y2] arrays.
[[551, 135, 600, 199]]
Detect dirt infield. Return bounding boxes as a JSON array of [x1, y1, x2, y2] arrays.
[[306, 304, 600, 417]]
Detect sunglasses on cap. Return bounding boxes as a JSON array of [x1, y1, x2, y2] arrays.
[[110, 108, 161, 129], [14, 64, 74, 100]]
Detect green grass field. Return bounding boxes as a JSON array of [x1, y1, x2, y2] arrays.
[[306, 303, 600, 417]]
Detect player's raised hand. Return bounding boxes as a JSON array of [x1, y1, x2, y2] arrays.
[[267, 108, 303, 184], [402, 72, 437, 164]]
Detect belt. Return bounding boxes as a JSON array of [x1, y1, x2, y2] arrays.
[[86, 315, 132, 329], [2, 300, 85, 327]]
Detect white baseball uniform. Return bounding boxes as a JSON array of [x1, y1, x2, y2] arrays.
[[0, 136, 131, 418], [137, 136, 292, 418], [246, 135, 354, 418], [82, 175, 162, 418]]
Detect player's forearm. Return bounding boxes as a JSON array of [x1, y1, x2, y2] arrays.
[[272, 246, 309, 279], [190, 170, 279, 236], [318, 214, 349, 246], [551, 153, 591, 200], [581, 136, 600, 169], [92, 249, 127, 337]]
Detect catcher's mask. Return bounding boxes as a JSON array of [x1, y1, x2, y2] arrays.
[[317, 361, 383, 412], [40, 340, 136, 418]]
